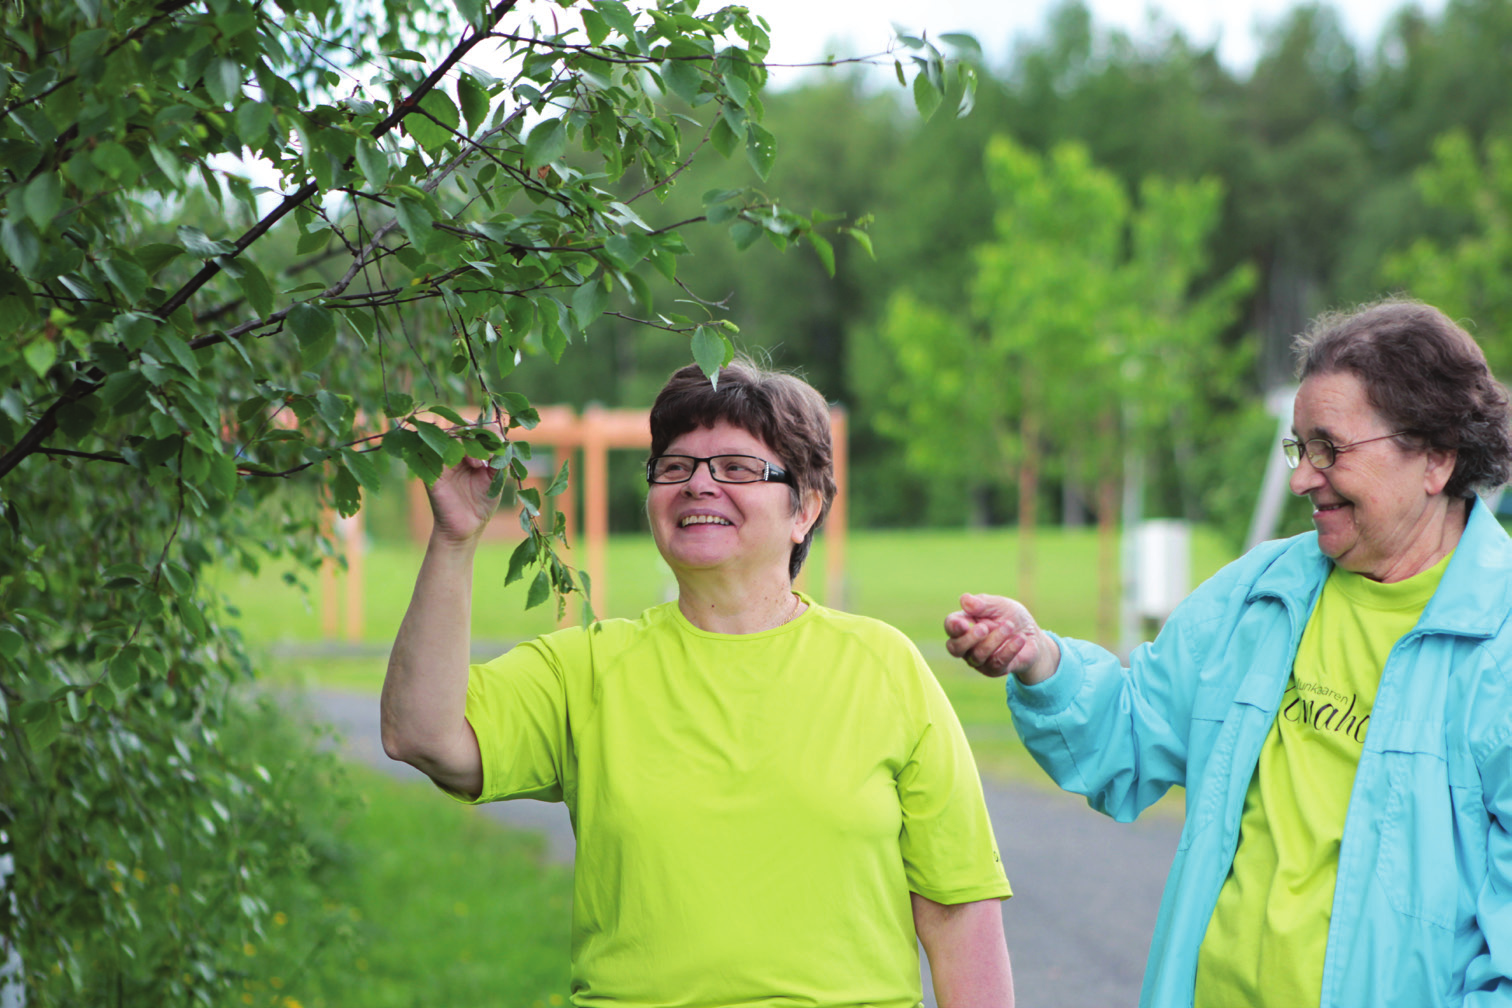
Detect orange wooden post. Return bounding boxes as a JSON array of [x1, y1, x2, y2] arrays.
[[320, 519, 339, 640], [407, 477, 431, 543], [320, 508, 365, 641], [579, 407, 656, 617], [582, 406, 611, 615], [343, 508, 364, 640]]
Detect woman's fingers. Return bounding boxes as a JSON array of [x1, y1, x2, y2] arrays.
[[945, 593, 1044, 679]]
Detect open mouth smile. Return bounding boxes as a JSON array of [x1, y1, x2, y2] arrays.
[[680, 515, 732, 527]]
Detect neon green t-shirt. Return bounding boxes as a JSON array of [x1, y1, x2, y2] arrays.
[[460, 594, 1010, 1008], [1194, 554, 1449, 1008]]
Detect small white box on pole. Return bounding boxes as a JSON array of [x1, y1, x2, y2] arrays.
[[1135, 519, 1190, 621]]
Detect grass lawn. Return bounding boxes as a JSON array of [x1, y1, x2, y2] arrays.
[[228, 524, 1238, 780], [222, 524, 1236, 651], [263, 759, 573, 1008]]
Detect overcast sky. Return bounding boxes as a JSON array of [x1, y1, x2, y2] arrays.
[[755, 0, 1448, 78]]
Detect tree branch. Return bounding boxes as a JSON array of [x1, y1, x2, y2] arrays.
[[0, 0, 522, 483]]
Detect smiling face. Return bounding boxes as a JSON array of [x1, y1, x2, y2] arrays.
[[647, 421, 820, 584], [1288, 370, 1458, 581]]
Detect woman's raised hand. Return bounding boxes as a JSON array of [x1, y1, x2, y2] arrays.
[[426, 456, 505, 546]]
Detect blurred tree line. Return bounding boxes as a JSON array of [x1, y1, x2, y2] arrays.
[[498, 0, 1512, 547]]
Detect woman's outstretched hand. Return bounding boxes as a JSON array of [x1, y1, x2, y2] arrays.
[[944, 592, 1060, 685]]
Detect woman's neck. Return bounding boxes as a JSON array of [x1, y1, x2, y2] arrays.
[[675, 574, 805, 634], [1364, 495, 1469, 583]]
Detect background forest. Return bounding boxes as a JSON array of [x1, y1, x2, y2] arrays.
[[501, 0, 1512, 546]]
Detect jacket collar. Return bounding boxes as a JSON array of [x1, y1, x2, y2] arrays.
[[1420, 496, 1512, 637], [1247, 496, 1512, 639]]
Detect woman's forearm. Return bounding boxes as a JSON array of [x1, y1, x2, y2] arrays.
[[912, 894, 1014, 1008]]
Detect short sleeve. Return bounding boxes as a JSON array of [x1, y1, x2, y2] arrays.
[[457, 636, 576, 805], [896, 649, 1012, 905]]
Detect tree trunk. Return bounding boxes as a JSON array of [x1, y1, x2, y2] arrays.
[[1097, 410, 1120, 648], [1018, 406, 1039, 610]]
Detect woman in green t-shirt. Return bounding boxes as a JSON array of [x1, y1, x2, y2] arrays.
[[382, 358, 1014, 1008]]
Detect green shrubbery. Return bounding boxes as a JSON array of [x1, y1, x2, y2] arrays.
[[10, 685, 349, 1005], [12, 682, 574, 1007]]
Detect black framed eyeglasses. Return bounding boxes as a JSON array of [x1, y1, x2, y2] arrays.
[[646, 454, 794, 485], [1282, 432, 1412, 470]]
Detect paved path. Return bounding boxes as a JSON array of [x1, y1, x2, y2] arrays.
[[309, 689, 1180, 1007]]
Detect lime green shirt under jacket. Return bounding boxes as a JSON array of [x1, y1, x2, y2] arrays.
[[458, 594, 1011, 1008], [1195, 556, 1448, 1007]]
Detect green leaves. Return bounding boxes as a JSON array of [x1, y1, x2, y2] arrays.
[[231, 257, 275, 320], [101, 258, 149, 305], [281, 302, 336, 374], [0, 2, 838, 994], [912, 72, 942, 121], [406, 90, 462, 154], [177, 226, 236, 259], [745, 123, 776, 180], [691, 325, 732, 383], [394, 196, 441, 255], [524, 117, 568, 168], [355, 141, 391, 188], [1, 219, 40, 274], [205, 57, 243, 106], [21, 173, 61, 228]]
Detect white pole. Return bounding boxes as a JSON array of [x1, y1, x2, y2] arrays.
[[1246, 386, 1297, 551], [0, 832, 23, 1008]]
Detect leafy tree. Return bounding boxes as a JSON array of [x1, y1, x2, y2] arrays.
[[1382, 129, 1512, 373], [867, 135, 1250, 629], [0, 0, 970, 1000]]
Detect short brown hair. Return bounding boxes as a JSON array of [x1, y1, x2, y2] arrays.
[[649, 357, 836, 579], [1294, 298, 1512, 498]]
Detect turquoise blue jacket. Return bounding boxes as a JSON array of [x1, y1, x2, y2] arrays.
[[1009, 500, 1512, 1007]]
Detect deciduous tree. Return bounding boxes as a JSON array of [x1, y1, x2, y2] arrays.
[[0, 0, 970, 999]]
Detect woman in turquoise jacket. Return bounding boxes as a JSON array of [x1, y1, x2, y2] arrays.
[[947, 299, 1512, 1007]]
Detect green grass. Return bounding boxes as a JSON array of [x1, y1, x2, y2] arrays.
[[223, 524, 1236, 649], [229, 524, 1238, 781], [262, 759, 573, 1008]]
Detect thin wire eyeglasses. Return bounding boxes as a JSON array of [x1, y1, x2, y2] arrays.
[[646, 454, 794, 485], [1282, 432, 1412, 470]]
